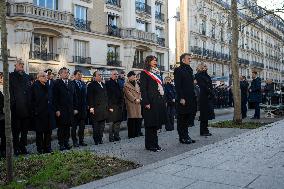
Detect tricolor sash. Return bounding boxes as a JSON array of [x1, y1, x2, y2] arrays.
[[143, 70, 162, 85]]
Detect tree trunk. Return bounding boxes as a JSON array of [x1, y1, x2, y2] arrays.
[[231, 0, 242, 124], [0, 1, 14, 182]]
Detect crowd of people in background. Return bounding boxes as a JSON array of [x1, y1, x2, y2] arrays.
[[0, 53, 277, 157]]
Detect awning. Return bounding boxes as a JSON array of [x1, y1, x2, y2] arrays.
[[75, 66, 92, 76]]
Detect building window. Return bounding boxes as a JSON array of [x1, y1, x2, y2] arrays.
[[107, 45, 120, 66], [136, 20, 148, 32], [74, 40, 88, 58], [31, 33, 54, 54], [33, 0, 58, 10], [200, 21, 206, 35], [156, 53, 164, 70], [75, 5, 87, 21], [156, 27, 163, 37], [108, 15, 118, 27], [134, 49, 144, 64], [155, 2, 162, 13], [211, 25, 215, 38]]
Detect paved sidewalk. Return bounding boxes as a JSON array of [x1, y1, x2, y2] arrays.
[[74, 120, 284, 189]]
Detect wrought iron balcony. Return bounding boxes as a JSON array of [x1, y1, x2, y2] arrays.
[[107, 60, 122, 67], [157, 37, 165, 47], [7, 2, 73, 26], [106, 25, 121, 37], [251, 61, 264, 69], [74, 18, 91, 32], [106, 0, 121, 7], [73, 56, 91, 64], [121, 28, 156, 43], [135, 1, 151, 15], [133, 62, 144, 69], [29, 51, 59, 61], [155, 12, 165, 22]]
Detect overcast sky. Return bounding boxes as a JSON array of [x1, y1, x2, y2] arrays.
[[168, 0, 284, 56]]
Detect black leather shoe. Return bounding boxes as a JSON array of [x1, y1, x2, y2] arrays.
[[64, 144, 72, 150], [109, 138, 115, 142], [114, 137, 121, 141], [73, 142, 79, 148], [146, 147, 158, 152], [180, 139, 196, 144], [79, 142, 87, 146], [201, 133, 212, 136], [59, 145, 66, 151]]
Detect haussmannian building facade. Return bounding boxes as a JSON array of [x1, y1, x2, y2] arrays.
[[176, 0, 284, 84], [0, 0, 169, 78]]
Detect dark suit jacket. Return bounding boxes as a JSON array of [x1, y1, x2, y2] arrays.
[[174, 63, 196, 115], [46, 79, 56, 129], [73, 80, 87, 120], [87, 81, 109, 122], [249, 77, 262, 103], [53, 79, 78, 126]]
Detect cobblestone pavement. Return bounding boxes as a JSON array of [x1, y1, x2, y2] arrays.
[[73, 119, 284, 189]]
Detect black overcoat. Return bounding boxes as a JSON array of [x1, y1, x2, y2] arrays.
[[105, 79, 124, 122], [240, 80, 249, 103], [9, 71, 32, 119], [31, 81, 51, 132], [46, 79, 56, 129], [195, 71, 215, 121], [73, 80, 87, 120], [87, 81, 109, 122], [53, 79, 78, 126], [140, 71, 167, 128], [174, 63, 197, 115], [249, 77, 262, 103]]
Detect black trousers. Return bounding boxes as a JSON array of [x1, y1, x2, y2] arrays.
[[92, 120, 105, 144], [127, 118, 142, 138], [109, 121, 121, 140], [177, 114, 192, 140], [36, 130, 52, 152], [241, 100, 248, 118], [71, 115, 85, 143], [200, 120, 210, 135], [0, 120, 5, 152], [11, 118, 29, 152], [57, 125, 70, 146], [166, 105, 175, 131], [145, 127, 159, 149]]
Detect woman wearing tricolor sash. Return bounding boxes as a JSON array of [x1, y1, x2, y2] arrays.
[[140, 55, 167, 152]]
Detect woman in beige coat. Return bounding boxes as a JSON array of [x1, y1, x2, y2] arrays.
[[124, 71, 143, 138]]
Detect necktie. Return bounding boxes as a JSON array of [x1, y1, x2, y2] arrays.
[[64, 80, 68, 86]]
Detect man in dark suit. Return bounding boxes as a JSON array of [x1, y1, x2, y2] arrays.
[[249, 71, 261, 119], [240, 76, 249, 119], [53, 67, 78, 151], [71, 70, 87, 147], [174, 53, 196, 144], [88, 71, 109, 145], [45, 69, 56, 131], [106, 70, 124, 142], [9, 59, 32, 155]]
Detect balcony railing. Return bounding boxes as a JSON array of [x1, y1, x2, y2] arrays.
[[157, 37, 165, 47], [133, 62, 144, 69], [74, 18, 91, 32], [121, 28, 156, 43], [7, 2, 73, 26], [107, 60, 122, 67], [29, 51, 59, 61], [106, 25, 121, 37], [135, 2, 151, 15], [73, 56, 91, 64], [251, 61, 264, 69], [155, 12, 165, 22], [106, 0, 121, 7]]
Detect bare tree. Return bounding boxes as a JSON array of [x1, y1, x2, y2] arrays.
[[0, 1, 14, 182], [231, 0, 242, 124]]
